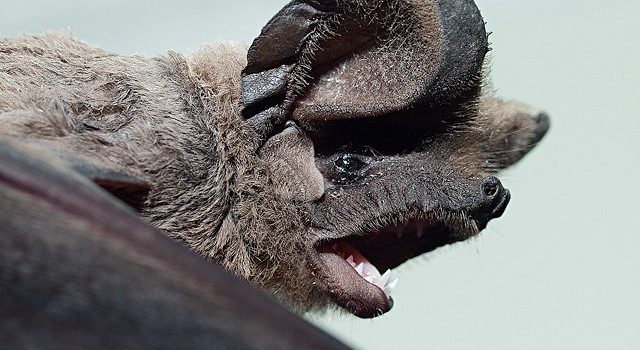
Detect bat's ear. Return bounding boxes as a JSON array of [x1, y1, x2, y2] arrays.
[[479, 98, 550, 171], [259, 122, 325, 203], [242, 0, 488, 137]]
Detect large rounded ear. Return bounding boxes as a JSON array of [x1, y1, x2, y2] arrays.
[[477, 98, 551, 171], [241, 0, 488, 136]]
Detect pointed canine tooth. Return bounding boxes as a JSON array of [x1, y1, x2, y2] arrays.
[[377, 270, 391, 288], [387, 270, 398, 286], [355, 263, 364, 276], [346, 255, 355, 267], [386, 278, 398, 290], [383, 278, 399, 297]]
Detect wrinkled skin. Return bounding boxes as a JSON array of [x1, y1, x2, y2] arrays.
[[0, 0, 548, 319]]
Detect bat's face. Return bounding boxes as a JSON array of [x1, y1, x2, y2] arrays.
[[238, 0, 549, 318], [257, 100, 549, 318]]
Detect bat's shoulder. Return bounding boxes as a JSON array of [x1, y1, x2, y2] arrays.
[[0, 33, 187, 122], [0, 33, 107, 58]]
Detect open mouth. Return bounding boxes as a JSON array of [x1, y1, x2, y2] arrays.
[[308, 211, 481, 318]]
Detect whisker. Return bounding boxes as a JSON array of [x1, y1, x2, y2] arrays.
[[486, 141, 542, 155], [499, 123, 536, 138], [477, 123, 537, 149]]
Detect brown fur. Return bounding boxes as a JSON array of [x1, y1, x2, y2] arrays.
[[0, 33, 327, 310], [0, 30, 547, 315]]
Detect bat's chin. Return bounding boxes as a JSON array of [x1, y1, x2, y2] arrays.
[[307, 213, 480, 318]]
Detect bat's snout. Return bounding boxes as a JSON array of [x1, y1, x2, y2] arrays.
[[473, 176, 511, 227]]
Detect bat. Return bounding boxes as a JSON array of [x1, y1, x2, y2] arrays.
[[0, 0, 549, 345]]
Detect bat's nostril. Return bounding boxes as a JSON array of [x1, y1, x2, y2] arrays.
[[482, 176, 501, 198], [475, 176, 510, 226]]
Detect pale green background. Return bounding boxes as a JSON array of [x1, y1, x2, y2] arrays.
[[2, 0, 638, 349]]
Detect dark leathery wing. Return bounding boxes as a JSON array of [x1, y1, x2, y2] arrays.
[[0, 139, 351, 350]]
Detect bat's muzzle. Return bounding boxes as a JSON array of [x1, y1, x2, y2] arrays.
[[473, 176, 511, 228]]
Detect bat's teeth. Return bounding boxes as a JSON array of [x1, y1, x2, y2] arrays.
[[351, 261, 399, 297], [364, 274, 375, 284], [339, 246, 398, 297], [362, 262, 381, 281], [355, 262, 364, 276], [346, 255, 356, 268], [375, 269, 391, 288], [351, 260, 382, 280], [383, 276, 399, 297], [374, 269, 398, 298]]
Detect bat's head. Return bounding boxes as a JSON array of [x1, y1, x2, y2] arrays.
[[238, 0, 549, 318]]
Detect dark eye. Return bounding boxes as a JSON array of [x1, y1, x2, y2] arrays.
[[334, 154, 367, 174]]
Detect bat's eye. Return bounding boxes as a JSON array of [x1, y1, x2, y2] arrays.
[[334, 154, 367, 174]]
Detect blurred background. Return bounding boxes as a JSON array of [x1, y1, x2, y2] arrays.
[[2, 0, 638, 348]]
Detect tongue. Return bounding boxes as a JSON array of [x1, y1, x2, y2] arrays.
[[345, 255, 398, 298], [317, 240, 394, 318]]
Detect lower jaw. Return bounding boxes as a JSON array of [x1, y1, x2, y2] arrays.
[[306, 214, 480, 317], [312, 241, 395, 318]]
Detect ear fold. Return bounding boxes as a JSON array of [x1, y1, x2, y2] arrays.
[[259, 123, 325, 203], [242, 0, 488, 137]]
